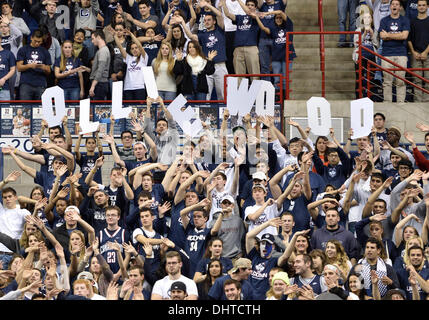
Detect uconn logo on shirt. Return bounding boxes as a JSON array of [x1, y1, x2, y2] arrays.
[[80, 9, 90, 17], [252, 262, 268, 280], [144, 43, 158, 50], [28, 51, 42, 64], [238, 16, 252, 31], [0, 56, 5, 71], [206, 34, 218, 48], [274, 30, 286, 44], [389, 22, 399, 33], [254, 213, 267, 226], [128, 60, 142, 72]]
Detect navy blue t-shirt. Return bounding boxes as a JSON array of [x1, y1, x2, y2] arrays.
[[259, 0, 286, 39], [77, 153, 102, 186], [184, 224, 212, 277], [195, 256, 233, 275], [208, 274, 254, 300], [283, 195, 312, 232], [379, 15, 410, 56], [54, 56, 82, 89], [248, 247, 279, 300], [233, 15, 259, 47], [34, 170, 67, 197], [0, 49, 16, 90], [198, 26, 227, 63], [17, 45, 52, 87], [269, 19, 297, 61], [124, 158, 153, 174], [167, 201, 188, 249]]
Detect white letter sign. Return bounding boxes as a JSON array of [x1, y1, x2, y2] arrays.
[[167, 94, 202, 138], [41, 86, 67, 128], [306, 97, 332, 136], [254, 80, 275, 116], [111, 81, 131, 119], [350, 97, 374, 139], [79, 99, 99, 134]]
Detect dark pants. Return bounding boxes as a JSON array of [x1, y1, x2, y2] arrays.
[[93, 82, 109, 100], [225, 31, 236, 75], [123, 88, 147, 101]]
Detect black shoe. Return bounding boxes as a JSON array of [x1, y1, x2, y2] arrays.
[[348, 43, 354, 48], [337, 42, 347, 48]]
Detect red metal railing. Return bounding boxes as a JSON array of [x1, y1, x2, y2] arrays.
[[318, 0, 325, 97], [285, 31, 362, 99], [360, 46, 429, 99]]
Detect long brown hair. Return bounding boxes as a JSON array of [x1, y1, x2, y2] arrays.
[[152, 40, 175, 76], [60, 40, 77, 72]]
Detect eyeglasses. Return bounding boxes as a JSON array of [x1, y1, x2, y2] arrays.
[[122, 135, 133, 139]]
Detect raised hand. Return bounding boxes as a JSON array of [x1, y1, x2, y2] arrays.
[[103, 134, 115, 145], [131, 119, 143, 133], [57, 187, 70, 199], [5, 170, 21, 183], [95, 156, 104, 168], [416, 122, 429, 132], [403, 131, 415, 144], [35, 197, 48, 211], [158, 201, 172, 216], [123, 241, 138, 256], [106, 281, 119, 300], [55, 164, 68, 177]]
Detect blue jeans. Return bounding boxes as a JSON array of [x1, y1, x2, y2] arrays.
[[64, 87, 80, 100], [258, 37, 273, 81], [0, 253, 13, 270], [19, 83, 46, 100], [337, 0, 357, 43], [0, 89, 11, 101], [84, 38, 95, 61], [158, 90, 177, 101], [272, 61, 293, 92]]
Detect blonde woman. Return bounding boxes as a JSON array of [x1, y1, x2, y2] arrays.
[[54, 40, 85, 100], [325, 240, 352, 281], [151, 40, 177, 100]]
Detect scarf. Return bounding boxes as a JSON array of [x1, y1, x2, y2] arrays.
[[73, 42, 83, 58], [186, 54, 206, 75], [359, 257, 388, 297]]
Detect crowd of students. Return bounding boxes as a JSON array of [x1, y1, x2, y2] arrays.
[[0, 0, 297, 102], [0, 105, 428, 301]]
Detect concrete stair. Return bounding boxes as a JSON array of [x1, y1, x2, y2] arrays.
[[286, 0, 357, 100]]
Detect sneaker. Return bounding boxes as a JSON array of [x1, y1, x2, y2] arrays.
[[337, 42, 347, 48]]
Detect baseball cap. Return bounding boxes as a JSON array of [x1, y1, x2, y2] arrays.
[[252, 184, 266, 193], [221, 194, 235, 204], [77, 271, 94, 281], [259, 233, 275, 244], [229, 258, 252, 274], [65, 205, 80, 214], [252, 171, 267, 181], [134, 141, 148, 150], [170, 281, 187, 292]]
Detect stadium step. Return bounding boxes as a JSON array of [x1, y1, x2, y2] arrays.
[[286, 0, 357, 100]]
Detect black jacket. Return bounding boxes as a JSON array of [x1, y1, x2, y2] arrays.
[[173, 58, 215, 95]]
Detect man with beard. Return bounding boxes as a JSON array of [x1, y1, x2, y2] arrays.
[[350, 237, 400, 298], [397, 246, 429, 300], [310, 209, 360, 264], [151, 251, 198, 300], [169, 281, 188, 300]]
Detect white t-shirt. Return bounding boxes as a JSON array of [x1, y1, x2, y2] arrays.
[[151, 275, 198, 299], [91, 293, 107, 300], [244, 202, 281, 238], [123, 53, 149, 91], [0, 203, 31, 253]]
